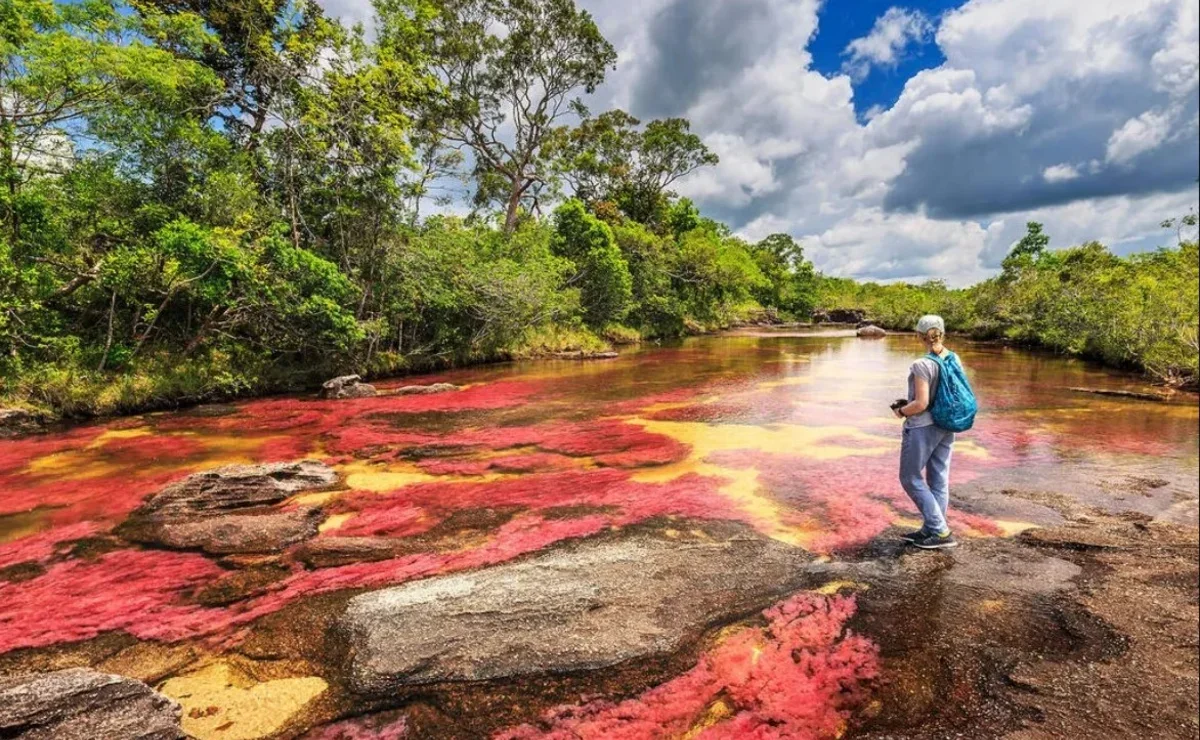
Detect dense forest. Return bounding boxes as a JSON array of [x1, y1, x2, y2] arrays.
[[2, 0, 1197, 417]]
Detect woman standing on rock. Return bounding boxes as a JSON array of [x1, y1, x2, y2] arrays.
[[892, 315, 966, 550]]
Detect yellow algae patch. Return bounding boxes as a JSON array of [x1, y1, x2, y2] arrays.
[[160, 662, 327, 740], [318, 512, 354, 533], [953, 439, 991, 460], [635, 461, 816, 548], [682, 698, 736, 738], [813, 580, 868, 595], [0, 508, 53, 543], [27, 428, 294, 481], [292, 491, 340, 506], [991, 519, 1039, 536], [91, 427, 154, 445], [630, 418, 894, 462], [626, 418, 894, 549], [978, 599, 1005, 613], [340, 460, 443, 492], [180, 432, 300, 467]]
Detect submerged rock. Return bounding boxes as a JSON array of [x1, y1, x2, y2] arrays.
[[0, 668, 184, 740], [339, 526, 815, 694], [321, 374, 378, 399], [856, 325, 887, 338], [1067, 386, 1169, 402], [392, 382, 461, 396], [118, 461, 336, 554], [552, 350, 620, 360]]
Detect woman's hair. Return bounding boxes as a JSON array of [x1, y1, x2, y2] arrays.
[[923, 328, 945, 343]]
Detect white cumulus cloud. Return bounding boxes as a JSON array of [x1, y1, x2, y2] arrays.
[[842, 7, 935, 82]]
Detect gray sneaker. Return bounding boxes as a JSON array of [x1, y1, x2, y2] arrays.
[[899, 527, 927, 541], [911, 531, 959, 549]]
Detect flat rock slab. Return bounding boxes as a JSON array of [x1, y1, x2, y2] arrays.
[[340, 527, 814, 694], [144, 508, 324, 554], [392, 383, 461, 396], [0, 668, 184, 740], [136, 461, 338, 516], [119, 461, 336, 554]]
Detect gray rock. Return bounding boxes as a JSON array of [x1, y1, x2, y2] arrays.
[[0, 668, 184, 740], [136, 461, 337, 515], [392, 382, 461, 396], [1153, 498, 1199, 527], [321, 374, 378, 399], [119, 461, 336, 554], [339, 526, 814, 693], [0, 407, 44, 438], [856, 325, 887, 338], [144, 507, 324, 554]]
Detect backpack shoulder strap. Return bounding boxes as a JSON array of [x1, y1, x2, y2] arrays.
[[922, 353, 943, 403]]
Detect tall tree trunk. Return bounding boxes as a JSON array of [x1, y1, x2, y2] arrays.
[[97, 290, 117, 371], [503, 177, 523, 234], [1, 118, 20, 244]]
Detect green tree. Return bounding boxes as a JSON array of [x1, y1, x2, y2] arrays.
[[419, 0, 616, 232], [552, 110, 717, 224], [0, 0, 217, 243], [143, 0, 334, 153], [552, 199, 631, 327], [749, 233, 818, 318], [1001, 221, 1050, 275]]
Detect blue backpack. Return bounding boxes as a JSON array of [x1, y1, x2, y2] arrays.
[[926, 351, 977, 432]]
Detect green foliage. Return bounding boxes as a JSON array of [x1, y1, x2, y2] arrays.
[[748, 233, 818, 319], [551, 110, 717, 226], [416, 0, 617, 232], [1001, 221, 1050, 277], [814, 230, 1199, 387], [552, 200, 632, 327]]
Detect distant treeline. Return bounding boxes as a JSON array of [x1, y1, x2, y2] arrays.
[[817, 222, 1199, 389], [1, 1, 1195, 417]]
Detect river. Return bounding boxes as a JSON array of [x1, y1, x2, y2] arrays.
[[2, 329, 1197, 739]]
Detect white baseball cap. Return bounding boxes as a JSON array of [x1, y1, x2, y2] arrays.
[[916, 315, 945, 334]]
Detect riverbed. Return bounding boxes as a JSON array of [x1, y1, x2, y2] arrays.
[[2, 330, 1197, 739]]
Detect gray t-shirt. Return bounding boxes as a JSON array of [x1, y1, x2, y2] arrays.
[[905, 356, 940, 429]]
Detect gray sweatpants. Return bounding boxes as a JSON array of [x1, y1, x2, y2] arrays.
[[899, 424, 955, 534]]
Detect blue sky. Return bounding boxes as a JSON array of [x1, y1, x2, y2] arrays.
[[807, 0, 964, 119], [319, 0, 1200, 285]]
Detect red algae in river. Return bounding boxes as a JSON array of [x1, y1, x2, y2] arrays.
[[0, 334, 1195, 739], [496, 592, 878, 740]]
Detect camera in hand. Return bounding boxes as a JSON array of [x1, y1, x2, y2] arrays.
[[889, 398, 908, 411]]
